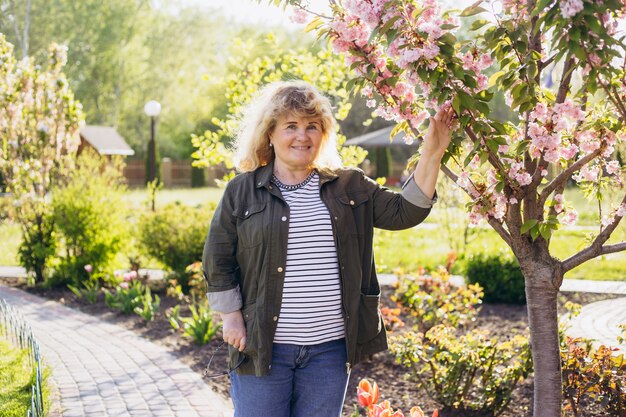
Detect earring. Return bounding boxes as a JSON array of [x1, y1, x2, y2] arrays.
[[269, 143, 273, 147]]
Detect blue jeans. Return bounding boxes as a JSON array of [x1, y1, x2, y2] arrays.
[[230, 338, 350, 417]]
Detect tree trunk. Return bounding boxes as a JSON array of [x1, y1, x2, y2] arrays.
[[521, 260, 563, 417]]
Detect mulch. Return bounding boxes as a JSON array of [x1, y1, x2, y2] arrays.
[[1, 277, 619, 417]]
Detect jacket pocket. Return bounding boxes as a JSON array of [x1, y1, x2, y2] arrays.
[[338, 192, 369, 209], [233, 203, 266, 249], [241, 302, 258, 357], [357, 292, 383, 344]]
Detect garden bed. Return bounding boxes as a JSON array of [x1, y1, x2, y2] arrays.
[[3, 278, 620, 417]]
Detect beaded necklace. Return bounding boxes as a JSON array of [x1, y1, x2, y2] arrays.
[[271, 170, 316, 191]]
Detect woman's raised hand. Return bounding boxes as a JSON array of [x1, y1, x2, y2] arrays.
[[421, 105, 456, 157]]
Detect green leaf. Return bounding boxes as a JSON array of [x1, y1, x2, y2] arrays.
[[452, 95, 462, 115], [470, 19, 490, 31], [460, 5, 488, 17], [521, 219, 538, 234], [304, 17, 323, 33], [380, 15, 403, 36], [539, 224, 552, 241]]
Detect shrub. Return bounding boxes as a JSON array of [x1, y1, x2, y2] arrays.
[[168, 298, 220, 345], [138, 203, 213, 292], [104, 273, 144, 314], [134, 287, 160, 322], [393, 268, 483, 333], [51, 150, 127, 286], [561, 336, 626, 416], [465, 253, 526, 305], [390, 326, 533, 416]]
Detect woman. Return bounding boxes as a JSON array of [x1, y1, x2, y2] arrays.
[[203, 80, 454, 417]]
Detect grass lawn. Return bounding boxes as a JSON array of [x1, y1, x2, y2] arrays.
[[0, 222, 20, 266], [2, 185, 625, 281], [0, 339, 37, 417]]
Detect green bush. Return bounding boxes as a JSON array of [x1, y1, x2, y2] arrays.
[[393, 269, 484, 333], [465, 253, 526, 305], [390, 326, 533, 416], [138, 202, 213, 292], [51, 150, 128, 286]]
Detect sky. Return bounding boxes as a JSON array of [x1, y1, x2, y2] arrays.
[[183, 0, 625, 32]]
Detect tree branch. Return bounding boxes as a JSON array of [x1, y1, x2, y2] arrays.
[[556, 57, 575, 104], [539, 148, 602, 207], [562, 193, 626, 272]]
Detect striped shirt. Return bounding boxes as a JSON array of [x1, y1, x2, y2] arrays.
[[272, 172, 346, 345]]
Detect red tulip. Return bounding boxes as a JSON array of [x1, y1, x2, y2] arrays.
[[357, 379, 380, 408]]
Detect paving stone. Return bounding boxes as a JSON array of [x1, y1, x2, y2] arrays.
[[0, 285, 234, 417]]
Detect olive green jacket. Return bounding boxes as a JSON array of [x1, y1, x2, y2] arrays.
[[203, 162, 435, 376]]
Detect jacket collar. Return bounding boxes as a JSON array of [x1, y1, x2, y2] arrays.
[[254, 160, 339, 188]]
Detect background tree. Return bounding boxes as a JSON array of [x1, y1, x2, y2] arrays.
[[0, 0, 328, 161], [270, 1, 626, 416], [0, 35, 83, 283], [191, 34, 369, 179]]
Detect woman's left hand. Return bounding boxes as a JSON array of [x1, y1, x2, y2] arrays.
[[421, 105, 456, 157]]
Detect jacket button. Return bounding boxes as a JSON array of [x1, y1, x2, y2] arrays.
[[334, 216, 338, 220], [281, 216, 287, 221], [258, 182, 262, 186], [350, 200, 355, 205], [244, 210, 249, 216], [269, 185, 273, 190], [273, 316, 278, 321], [277, 267, 283, 272]]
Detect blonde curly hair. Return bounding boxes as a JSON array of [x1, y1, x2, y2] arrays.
[[232, 80, 343, 172]]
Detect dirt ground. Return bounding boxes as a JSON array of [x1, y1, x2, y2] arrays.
[[5, 278, 619, 417]]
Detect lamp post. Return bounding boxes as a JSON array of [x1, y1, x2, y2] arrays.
[[144, 100, 161, 185]]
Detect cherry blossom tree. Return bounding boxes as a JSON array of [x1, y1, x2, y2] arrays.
[[269, 1, 626, 416], [0, 34, 83, 283]]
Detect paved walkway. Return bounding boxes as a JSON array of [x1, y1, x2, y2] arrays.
[[0, 285, 233, 417]]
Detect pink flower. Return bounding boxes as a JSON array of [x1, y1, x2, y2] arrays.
[[120, 282, 129, 290], [516, 172, 532, 186], [561, 209, 578, 226], [289, 7, 309, 24], [84, 264, 93, 273], [560, 0, 584, 18], [606, 160, 621, 175]]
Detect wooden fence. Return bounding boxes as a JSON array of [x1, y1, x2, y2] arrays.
[[122, 159, 226, 188], [0, 298, 44, 417]]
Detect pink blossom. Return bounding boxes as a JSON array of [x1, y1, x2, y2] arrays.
[[617, 203, 626, 217], [289, 7, 309, 24], [129, 270, 138, 280], [120, 282, 129, 290], [560, 0, 584, 18], [366, 99, 377, 108], [541, 169, 548, 177], [509, 197, 518, 204], [84, 264, 93, 273], [559, 144, 578, 161], [516, 172, 532, 186], [498, 144, 509, 153], [554, 194, 565, 204], [123, 272, 132, 282], [606, 160, 621, 175], [476, 74, 489, 91], [560, 209, 578, 226]]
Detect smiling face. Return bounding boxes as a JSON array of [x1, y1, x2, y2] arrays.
[[270, 113, 325, 173]]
